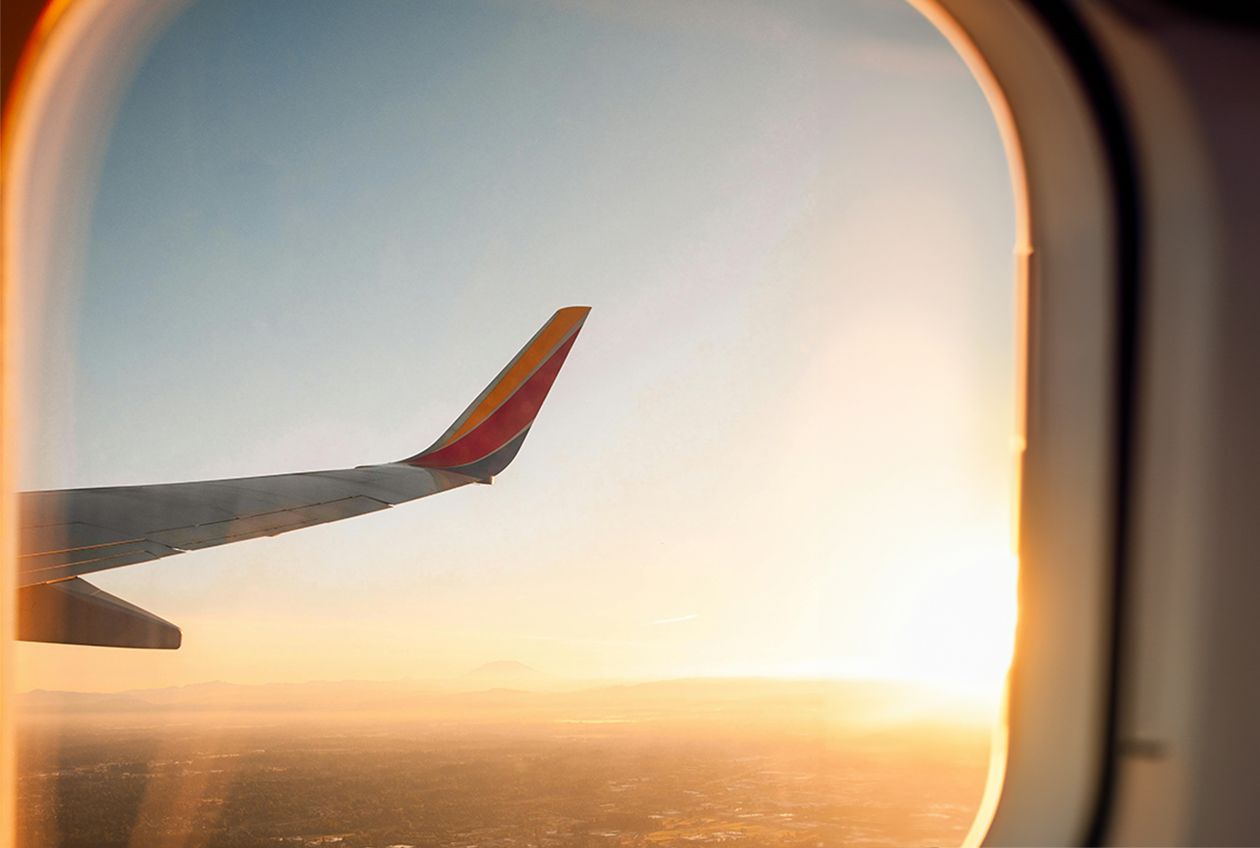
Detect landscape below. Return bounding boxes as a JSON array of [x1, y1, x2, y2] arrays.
[[16, 675, 996, 847]]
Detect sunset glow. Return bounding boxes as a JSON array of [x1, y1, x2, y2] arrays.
[[877, 548, 1019, 691], [13, 0, 1016, 705]]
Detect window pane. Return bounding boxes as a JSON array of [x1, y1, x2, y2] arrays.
[[15, 1, 1017, 845]]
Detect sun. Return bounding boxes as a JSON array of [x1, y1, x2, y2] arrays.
[[875, 547, 1019, 694]]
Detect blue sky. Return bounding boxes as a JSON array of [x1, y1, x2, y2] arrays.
[[18, 0, 1016, 691]]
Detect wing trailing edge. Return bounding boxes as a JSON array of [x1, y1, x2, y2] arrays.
[[18, 578, 181, 649]]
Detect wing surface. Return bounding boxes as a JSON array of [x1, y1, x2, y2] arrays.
[[17, 306, 590, 646], [17, 464, 477, 588]]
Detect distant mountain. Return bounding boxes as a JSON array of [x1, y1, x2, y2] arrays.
[[14, 675, 997, 727], [467, 660, 545, 680], [16, 689, 160, 713]]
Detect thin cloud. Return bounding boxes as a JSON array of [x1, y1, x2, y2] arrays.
[[518, 633, 645, 648], [651, 613, 700, 626]]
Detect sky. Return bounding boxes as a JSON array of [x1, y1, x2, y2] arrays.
[[16, 0, 1016, 693]]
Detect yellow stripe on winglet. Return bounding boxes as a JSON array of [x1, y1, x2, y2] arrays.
[[439, 306, 589, 448]]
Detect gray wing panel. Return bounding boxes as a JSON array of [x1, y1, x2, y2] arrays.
[[18, 464, 476, 587]]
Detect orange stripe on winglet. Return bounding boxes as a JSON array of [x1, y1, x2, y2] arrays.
[[437, 306, 589, 448], [411, 329, 581, 469]]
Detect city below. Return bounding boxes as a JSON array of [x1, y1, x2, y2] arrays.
[[16, 672, 996, 847]]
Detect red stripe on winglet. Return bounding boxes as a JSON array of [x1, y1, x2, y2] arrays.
[[407, 332, 580, 469]]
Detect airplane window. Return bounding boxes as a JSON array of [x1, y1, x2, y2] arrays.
[[12, 1, 1017, 845]]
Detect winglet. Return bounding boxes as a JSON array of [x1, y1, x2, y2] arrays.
[[403, 306, 591, 480]]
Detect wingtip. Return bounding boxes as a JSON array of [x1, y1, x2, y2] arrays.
[[552, 305, 592, 329], [403, 307, 589, 476]]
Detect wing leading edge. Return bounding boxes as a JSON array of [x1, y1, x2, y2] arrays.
[[17, 306, 591, 648]]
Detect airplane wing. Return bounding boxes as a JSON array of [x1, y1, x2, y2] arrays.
[[17, 306, 591, 649]]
